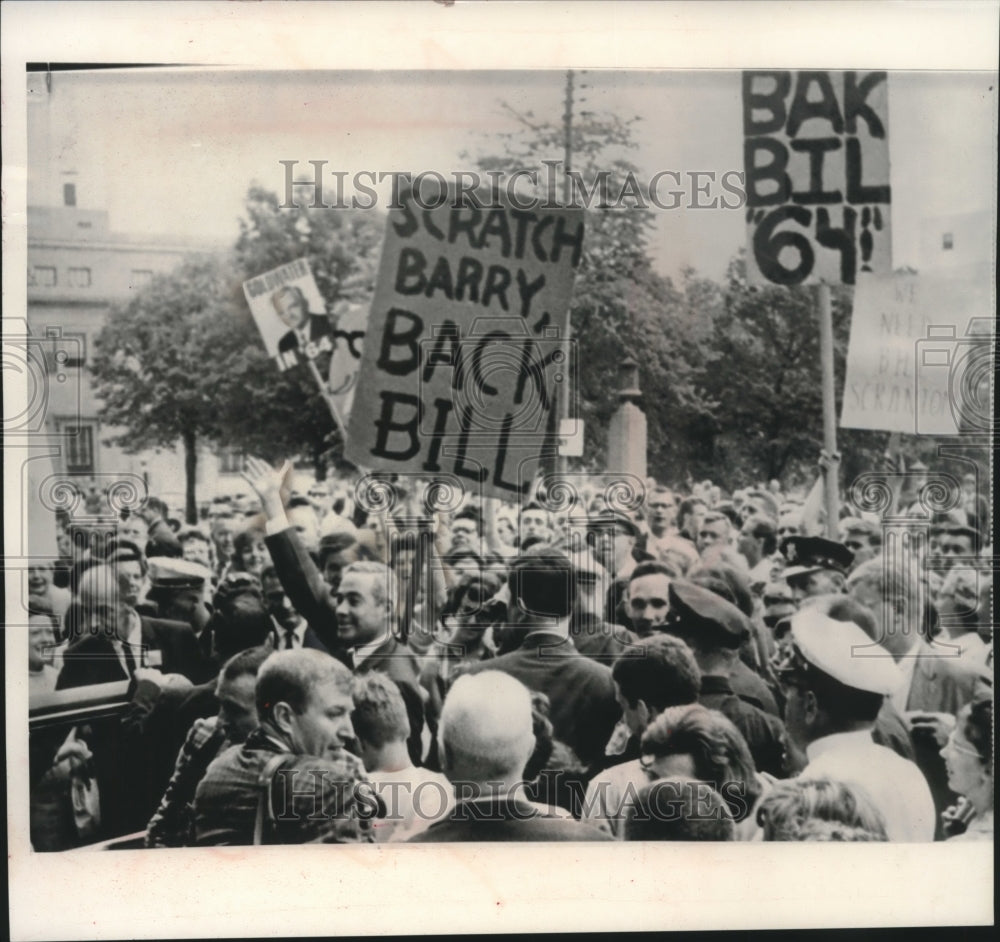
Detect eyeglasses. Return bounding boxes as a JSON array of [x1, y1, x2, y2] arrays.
[[943, 735, 982, 759]]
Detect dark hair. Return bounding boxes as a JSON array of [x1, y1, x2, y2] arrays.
[[145, 496, 169, 519], [712, 503, 742, 530], [453, 506, 482, 526], [688, 564, 754, 617], [641, 704, 760, 821], [509, 550, 575, 618], [961, 697, 993, 766], [442, 571, 504, 619], [212, 593, 274, 661], [743, 516, 778, 556], [233, 529, 265, 558], [221, 645, 271, 683], [443, 547, 484, 570], [624, 779, 735, 842], [612, 636, 701, 713], [808, 669, 884, 724], [629, 560, 676, 584]]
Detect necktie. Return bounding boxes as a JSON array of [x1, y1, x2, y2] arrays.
[[122, 642, 137, 676], [284, 628, 297, 650]]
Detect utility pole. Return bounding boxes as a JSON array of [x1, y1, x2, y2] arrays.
[[556, 69, 574, 478]]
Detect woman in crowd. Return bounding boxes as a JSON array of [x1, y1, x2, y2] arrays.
[[639, 703, 763, 838], [939, 697, 993, 841]]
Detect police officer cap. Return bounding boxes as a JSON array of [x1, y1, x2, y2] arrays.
[[780, 535, 854, 580], [789, 607, 901, 695], [148, 557, 211, 590], [666, 581, 750, 649]]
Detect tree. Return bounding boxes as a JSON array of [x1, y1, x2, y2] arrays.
[[692, 253, 889, 490], [465, 100, 706, 476], [90, 254, 249, 523]]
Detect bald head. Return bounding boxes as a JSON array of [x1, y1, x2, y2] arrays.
[[438, 671, 536, 785]]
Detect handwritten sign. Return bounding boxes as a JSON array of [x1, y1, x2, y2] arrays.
[[841, 272, 993, 434], [345, 184, 583, 499], [742, 71, 891, 286]]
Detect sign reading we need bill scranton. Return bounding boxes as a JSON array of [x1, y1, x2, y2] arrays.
[[345, 183, 583, 500], [742, 71, 892, 286]]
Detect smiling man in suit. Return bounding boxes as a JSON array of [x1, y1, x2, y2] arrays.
[[57, 564, 208, 689], [273, 285, 332, 364]]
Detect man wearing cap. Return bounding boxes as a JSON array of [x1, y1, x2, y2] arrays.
[[663, 581, 787, 777], [57, 564, 209, 689], [838, 517, 882, 571], [144, 558, 213, 636], [780, 535, 853, 606], [778, 607, 935, 842], [588, 509, 643, 625]]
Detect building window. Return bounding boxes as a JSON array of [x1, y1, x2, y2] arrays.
[[942, 233, 954, 250], [60, 422, 96, 473], [63, 183, 77, 207], [130, 269, 153, 288], [219, 447, 247, 474], [68, 267, 92, 288], [29, 265, 57, 287]]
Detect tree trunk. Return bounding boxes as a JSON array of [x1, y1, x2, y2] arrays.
[[183, 429, 198, 524]]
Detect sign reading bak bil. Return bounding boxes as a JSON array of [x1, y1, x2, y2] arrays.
[[345, 182, 584, 500], [742, 71, 892, 286]]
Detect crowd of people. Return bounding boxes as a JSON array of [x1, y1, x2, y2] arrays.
[[27, 455, 993, 848]]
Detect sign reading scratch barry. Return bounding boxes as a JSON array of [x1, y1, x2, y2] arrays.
[[345, 183, 583, 499], [742, 71, 891, 286]]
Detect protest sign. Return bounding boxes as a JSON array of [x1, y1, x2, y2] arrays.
[[742, 71, 891, 286], [841, 271, 994, 434], [345, 184, 584, 500]]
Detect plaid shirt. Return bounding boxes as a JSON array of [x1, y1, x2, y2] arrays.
[[145, 716, 227, 848], [193, 725, 376, 845]]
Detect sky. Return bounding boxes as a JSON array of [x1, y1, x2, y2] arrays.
[[27, 67, 997, 282]]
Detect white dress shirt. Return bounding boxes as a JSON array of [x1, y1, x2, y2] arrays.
[[800, 729, 936, 842]]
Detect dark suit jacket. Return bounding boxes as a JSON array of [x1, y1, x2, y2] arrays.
[[355, 637, 426, 767], [467, 632, 621, 771], [729, 658, 781, 717], [408, 795, 612, 843], [699, 674, 787, 778], [57, 615, 209, 689], [263, 527, 348, 663], [270, 622, 331, 654], [277, 314, 332, 355]]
